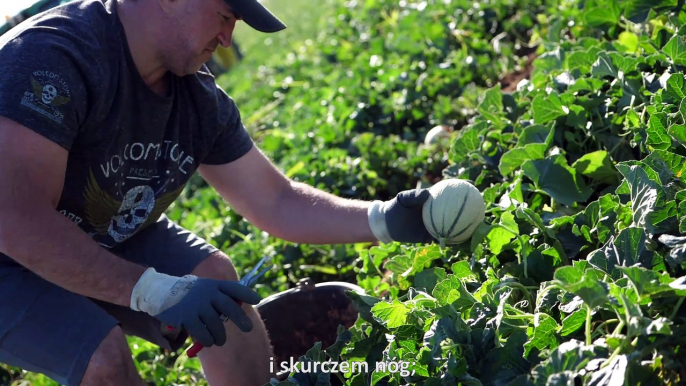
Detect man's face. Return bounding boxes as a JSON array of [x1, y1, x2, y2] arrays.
[[162, 0, 240, 75]]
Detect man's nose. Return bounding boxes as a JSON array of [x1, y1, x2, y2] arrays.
[[217, 23, 236, 47]]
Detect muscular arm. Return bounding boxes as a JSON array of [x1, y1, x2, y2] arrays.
[[0, 117, 145, 307], [199, 146, 378, 245]]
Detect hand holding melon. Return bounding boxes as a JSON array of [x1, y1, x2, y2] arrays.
[[422, 178, 485, 248]]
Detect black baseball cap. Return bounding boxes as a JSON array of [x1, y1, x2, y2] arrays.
[[224, 0, 286, 32]]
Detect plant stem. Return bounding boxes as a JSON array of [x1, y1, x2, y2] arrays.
[[669, 298, 684, 320], [592, 319, 619, 339], [585, 304, 593, 346], [496, 282, 535, 313], [601, 345, 622, 369]]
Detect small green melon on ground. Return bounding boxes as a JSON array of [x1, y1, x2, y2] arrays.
[[422, 178, 485, 248]]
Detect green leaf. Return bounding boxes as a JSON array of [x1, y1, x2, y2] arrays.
[[478, 330, 530, 384], [499, 146, 547, 176], [572, 150, 619, 184], [530, 340, 607, 384], [517, 124, 555, 147], [663, 34, 686, 67], [486, 226, 517, 255], [451, 261, 477, 282], [554, 266, 610, 308], [499, 211, 520, 235], [449, 121, 484, 163], [533, 93, 568, 124], [591, 52, 618, 79], [617, 31, 640, 53], [500, 124, 556, 176], [516, 207, 555, 239], [625, 0, 678, 23], [478, 84, 505, 128], [433, 275, 477, 310], [665, 73, 686, 103], [589, 354, 628, 386], [561, 308, 587, 336], [642, 149, 686, 184], [522, 154, 593, 206], [616, 163, 679, 234], [371, 300, 411, 328], [414, 267, 448, 294], [647, 113, 672, 150], [657, 234, 686, 268], [524, 313, 560, 357], [588, 227, 655, 279], [584, 5, 621, 27]]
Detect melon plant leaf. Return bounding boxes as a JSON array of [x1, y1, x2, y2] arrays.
[[663, 33, 686, 67], [499, 146, 545, 176], [583, 4, 621, 27], [477, 330, 530, 385], [591, 52, 618, 79], [647, 113, 671, 150], [433, 275, 477, 310], [642, 149, 686, 184], [450, 122, 484, 163], [657, 234, 686, 268], [524, 313, 560, 357], [529, 340, 607, 384], [616, 163, 678, 235], [371, 299, 410, 328], [572, 150, 619, 184], [560, 308, 587, 336], [624, 0, 678, 23], [500, 125, 555, 175], [522, 155, 592, 206], [553, 266, 609, 308], [533, 93, 568, 124], [478, 85, 505, 128], [414, 267, 448, 294], [588, 354, 628, 386]]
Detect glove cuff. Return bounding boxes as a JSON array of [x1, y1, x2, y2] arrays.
[[368, 200, 393, 243], [130, 267, 197, 315]]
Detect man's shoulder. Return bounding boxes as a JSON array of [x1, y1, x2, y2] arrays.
[[0, 0, 116, 54], [187, 65, 239, 111]]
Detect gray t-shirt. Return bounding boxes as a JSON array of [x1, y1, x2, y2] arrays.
[[0, 0, 254, 248]]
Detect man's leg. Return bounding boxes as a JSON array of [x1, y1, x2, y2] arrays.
[[96, 214, 277, 385], [190, 251, 276, 386], [80, 326, 148, 386], [0, 261, 147, 386]]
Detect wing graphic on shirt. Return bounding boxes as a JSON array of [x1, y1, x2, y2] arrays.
[[141, 183, 186, 229], [83, 169, 187, 237], [30, 77, 71, 106], [84, 169, 122, 235]]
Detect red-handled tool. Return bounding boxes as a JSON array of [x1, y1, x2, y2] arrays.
[[183, 255, 273, 358]]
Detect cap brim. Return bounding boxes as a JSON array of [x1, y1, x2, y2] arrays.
[[224, 0, 287, 33]]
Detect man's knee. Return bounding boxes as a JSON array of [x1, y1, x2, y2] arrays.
[[191, 251, 238, 281], [80, 326, 142, 386]]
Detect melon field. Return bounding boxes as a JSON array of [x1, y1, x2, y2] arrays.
[[5, 0, 686, 384]]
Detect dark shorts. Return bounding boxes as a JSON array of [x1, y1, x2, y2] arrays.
[[0, 214, 219, 386]]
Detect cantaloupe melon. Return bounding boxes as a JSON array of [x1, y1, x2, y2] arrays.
[[422, 178, 485, 248]]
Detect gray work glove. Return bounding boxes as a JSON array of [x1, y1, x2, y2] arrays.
[[130, 267, 261, 348], [367, 189, 436, 244]]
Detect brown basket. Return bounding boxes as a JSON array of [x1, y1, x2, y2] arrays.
[[255, 278, 365, 381]]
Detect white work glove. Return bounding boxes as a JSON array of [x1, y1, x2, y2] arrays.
[[130, 267, 261, 348]]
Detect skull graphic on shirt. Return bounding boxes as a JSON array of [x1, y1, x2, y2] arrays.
[[108, 185, 155, 242]]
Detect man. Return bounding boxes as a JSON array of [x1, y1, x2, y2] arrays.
[[0, 0, 435, 385]]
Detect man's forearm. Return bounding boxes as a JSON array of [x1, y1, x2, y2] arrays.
[[0, 205, 146, 307], [270, 181, 379, 244]]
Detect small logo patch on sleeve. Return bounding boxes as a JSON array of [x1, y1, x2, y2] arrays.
[[20, 71, 72, 124]]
